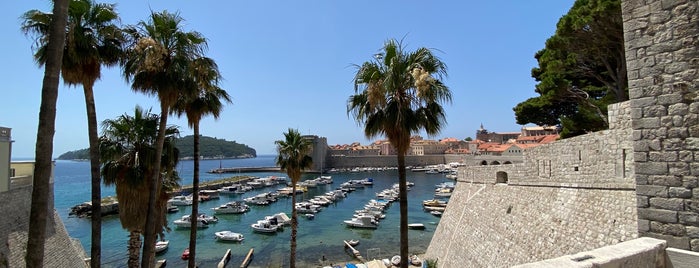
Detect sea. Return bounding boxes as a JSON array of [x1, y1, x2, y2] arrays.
[[53, 155, 448, 267]]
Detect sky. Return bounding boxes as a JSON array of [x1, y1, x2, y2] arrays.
[[1, 0, 575, 158]]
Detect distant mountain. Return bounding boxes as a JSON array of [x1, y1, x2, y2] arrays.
[[57, 135, 256, 160]]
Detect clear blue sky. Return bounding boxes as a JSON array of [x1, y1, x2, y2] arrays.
[[2, 0, 574, 158]]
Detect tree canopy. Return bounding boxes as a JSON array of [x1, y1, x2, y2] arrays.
[[513, 0, 626, 138], [57, 135, 255, 160]]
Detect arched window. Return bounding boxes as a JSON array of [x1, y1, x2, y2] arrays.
[[490, 161, 501, 165], [480, 160, 488, 165]]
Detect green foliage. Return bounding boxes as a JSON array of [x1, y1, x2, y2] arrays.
[[58, 134, 255, 160], [513, 0, 626, 138], [425, 258, 438, 268], [57, 148, 90, 160], [175, 135, 256, 159]]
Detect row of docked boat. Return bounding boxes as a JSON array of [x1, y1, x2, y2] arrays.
[[296, 189, 348, 218], [344, 184, 404, 229]]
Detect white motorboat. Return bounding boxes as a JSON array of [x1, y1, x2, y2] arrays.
[[344, 215, 378, 229], [251, 219, 279, 233], [408, 223, 426, 230], [217, 184, 242, 194], [265, 212, 291, 226], [166, 205, 179, 213], [173, 215, 209, 229], [197, 213, 218, 223], [155, 240, 169, 254], [212, 201, 249, 214], [430, 211, 443, 217], [244, 193, 276, 205], [360, 178, 374, 185], [167, 195, 193, 206], [214, 231, 244, 242]]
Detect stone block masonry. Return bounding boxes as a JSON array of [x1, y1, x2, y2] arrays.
[[425, 102, 640, 266], [623, 0, 699, 251]]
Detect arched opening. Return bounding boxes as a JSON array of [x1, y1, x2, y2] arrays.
[[503, 161, 512, 164], [480, 160, 488, 165], [490, 161, 501, 165], [496, 171, 508, 184]]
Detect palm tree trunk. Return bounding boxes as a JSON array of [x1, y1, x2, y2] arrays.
[[127, 231, 142, 268], [84, 83, 102, 268], [26, 1, 68, 267], [397, 152, 409, 268], [141, 102, 169, 268], [188, 124, 201, 268], [290, 180, 298, 268]]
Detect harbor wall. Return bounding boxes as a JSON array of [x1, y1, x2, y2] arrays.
[[327, 155, 447, 168], [425, 102, 640, 266]]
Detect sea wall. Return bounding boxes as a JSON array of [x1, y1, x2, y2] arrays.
[[425, 102, 640, 266]]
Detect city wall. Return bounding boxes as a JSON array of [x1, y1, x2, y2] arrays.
[[425, 102, 640, 266], [0, 184, 86, 267]]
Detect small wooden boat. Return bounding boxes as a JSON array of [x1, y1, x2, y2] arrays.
[[181, 248, 190, 260]]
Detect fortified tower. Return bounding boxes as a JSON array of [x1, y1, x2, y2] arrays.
[[623, 0, 699, 251]]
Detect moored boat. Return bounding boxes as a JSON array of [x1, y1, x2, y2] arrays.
[[212, 201, 249, 214], [344, 215, 378, 229], [251, 219, 279, 233], [173, 215, 210, 229], [167, 195, 193, 206], [408, 223, 425, 230], [155, 240, 169, 254], [215, 230, 245, 242]]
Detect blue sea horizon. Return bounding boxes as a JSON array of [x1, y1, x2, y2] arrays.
[[54, 155, 446, 267]]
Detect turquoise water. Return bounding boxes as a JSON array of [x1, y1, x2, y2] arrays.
[[54, 155, 447, 267]]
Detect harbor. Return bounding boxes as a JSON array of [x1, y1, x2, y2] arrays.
[[55, 156, 449, 267]]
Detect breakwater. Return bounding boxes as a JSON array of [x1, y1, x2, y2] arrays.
[[206, 166, 281, 174], [69, 175, 257, 217]]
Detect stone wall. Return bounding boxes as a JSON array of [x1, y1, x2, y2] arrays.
[[623, 0, 699, 251], [0, 184, 86, 267], [327, 155, 447, 168], [425, 102, 641, 266]]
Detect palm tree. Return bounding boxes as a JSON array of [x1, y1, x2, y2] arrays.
[[275, 128, 312, 268], [347, 39, 451, 268], [22, 0, 69, 267], [21, 1, 124, 266], [171, 57, 231, 268], [121, 11, 207, 267], [99, 106, 180, 268]]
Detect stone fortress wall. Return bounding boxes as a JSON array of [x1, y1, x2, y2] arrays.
[[426, 0, 699, 266], [425, 102, 640, 267]]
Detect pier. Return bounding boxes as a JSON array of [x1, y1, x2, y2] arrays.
[[207, 166, 281, 174]]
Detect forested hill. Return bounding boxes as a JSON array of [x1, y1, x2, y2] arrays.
[[175, 135, 256, 159], [56, 135, 256, 160]]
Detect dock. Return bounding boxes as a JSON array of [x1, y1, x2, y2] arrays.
[[343, 240, 365, 263], [240, 248, 254, 268], [218, 249, 231, 268]]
